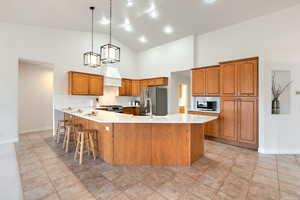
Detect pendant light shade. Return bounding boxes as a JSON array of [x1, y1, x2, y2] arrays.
[[84, 7, 101, 68], [100, 0, 121, 64]]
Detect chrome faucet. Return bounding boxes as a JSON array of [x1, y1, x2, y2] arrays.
[[145, 97, 153, 118]]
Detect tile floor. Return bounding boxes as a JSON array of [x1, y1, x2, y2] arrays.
[[16, 131, 300, 200]]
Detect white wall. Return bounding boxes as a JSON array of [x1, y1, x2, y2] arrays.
[[18, 62, 53, 133], [194, 5, 300, 154], [0, 22, 138, 144], [137, 36, 194, 78]]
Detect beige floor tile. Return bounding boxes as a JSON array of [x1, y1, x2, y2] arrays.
[[124, 183, 154, 200], [188, 182, 217, 200], [279, 181, 300, 197], [247, 182, 279, 200], [145, 192, 167, 200], [23, 183, 55, 200], [111, 192, 131, 200]]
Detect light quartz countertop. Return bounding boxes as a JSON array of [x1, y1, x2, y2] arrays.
[[56, 107, 218, 124]]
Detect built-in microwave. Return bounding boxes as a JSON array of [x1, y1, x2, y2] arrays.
[[192, 97, 220, 113]]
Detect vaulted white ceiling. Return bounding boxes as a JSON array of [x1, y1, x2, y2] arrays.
[[1, 0, 299, 51]]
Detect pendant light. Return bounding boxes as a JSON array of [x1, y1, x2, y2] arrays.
[[84, 7, 101, 67], [100, 0, 121, 64]]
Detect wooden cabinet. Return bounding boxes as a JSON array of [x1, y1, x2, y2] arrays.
[[119, 79, 132, 96], [131, 80, 141, 96], [123, 107, 140, 115], [120, 77, 168, 96], [89, 75, 104, 96], [220, 97, 258, 147], [192, 66, 220, 96], [147, 77, 168, 86], [69, 71, 104, 96], [237, 59, 258, 96], [206, 67, 220, 96], [192, 68, 206, 96], [220, 97, 238, 142], [220, 63, 237, 96], [69, 72, 89, 95], [220, 57, 258, 97], [188, 111, 219, 137], [238, 98, 258, 145]]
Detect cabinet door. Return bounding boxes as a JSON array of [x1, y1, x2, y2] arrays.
[[126, 79, 132, 96], [220, 63, 237, 96], [119, 79, 131, 96], [140, 80, 148, 89], [237, 60, 258, 96], [192, 69, 206, 96], [238, 98, 258, 146], [206, 67, 220, 96], [71, 72, 89, 95], [131, 80, 141, 96], [89, 75, 104, 96], [220, 98, 238, 141]]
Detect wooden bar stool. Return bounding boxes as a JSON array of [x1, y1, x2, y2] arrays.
[[55, 120, 70, 143], [63, 124, 82, 153], [74, 129, 98, 165]]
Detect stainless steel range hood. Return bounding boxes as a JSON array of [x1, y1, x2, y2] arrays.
[[100, 64, 121, 87]]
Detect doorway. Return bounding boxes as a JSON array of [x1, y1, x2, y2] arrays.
[[18, 59, 54, 134], [170, 70, 191, 114]]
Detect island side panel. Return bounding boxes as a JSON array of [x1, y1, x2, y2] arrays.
[[88, 120, 114, 164], [190, 124, 205, 163], [151, 124, 190, 166], [113, 123, 152, 165]]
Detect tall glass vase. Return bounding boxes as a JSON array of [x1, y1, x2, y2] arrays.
[[272, 98, 280, 114]]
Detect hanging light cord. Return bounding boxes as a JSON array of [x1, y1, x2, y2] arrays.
[[91, 7, 94, 52], [109, 0, 112, 45]]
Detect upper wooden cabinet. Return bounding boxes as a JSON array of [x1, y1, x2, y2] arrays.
[[89, 75, 104, 96], [192, 66, 220, 96], [119, 79, 132, 96], [220, 63, 237, 96], [237, 59, 258, 96], [147, 77, 168, 86], [131, 80, 141, 96], [69, 71, 104, 96], [192, 68, 206, 96], [206, 67, 220, 96], [220, 57, 258, 97], [119, 77, 168, 96]]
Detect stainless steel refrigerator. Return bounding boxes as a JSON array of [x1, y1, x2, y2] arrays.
[[140, 87, 168, 116]]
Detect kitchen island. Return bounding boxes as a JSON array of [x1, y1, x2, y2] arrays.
[[56, 108, 217, 166]]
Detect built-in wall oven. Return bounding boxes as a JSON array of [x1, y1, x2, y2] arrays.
[[192, 97, 220, 113]]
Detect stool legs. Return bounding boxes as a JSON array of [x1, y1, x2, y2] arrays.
[[74, 131, 97, 164]]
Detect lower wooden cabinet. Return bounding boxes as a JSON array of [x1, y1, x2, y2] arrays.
[[123, 107, 140, 115], [220, 97, 258, 148], [188, 111, 219, 137]]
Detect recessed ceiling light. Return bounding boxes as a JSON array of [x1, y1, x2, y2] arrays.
[[99, 16, 110, 25], [121, 18, 133, 32], [127, 0, 134, 7], [204, 0, 216, 4], [147, 3, 159, 19], [163, 25, 173, 34], [139, 36, 147, 43]]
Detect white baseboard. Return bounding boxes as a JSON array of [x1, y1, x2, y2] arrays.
[[19, 127, 53, 134], [0, 138, 18, 145], [259, 148, 300, 154]]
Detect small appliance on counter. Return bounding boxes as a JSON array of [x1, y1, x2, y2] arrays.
[[192, 97, 220, 113], [96, 105, 123, 113]]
